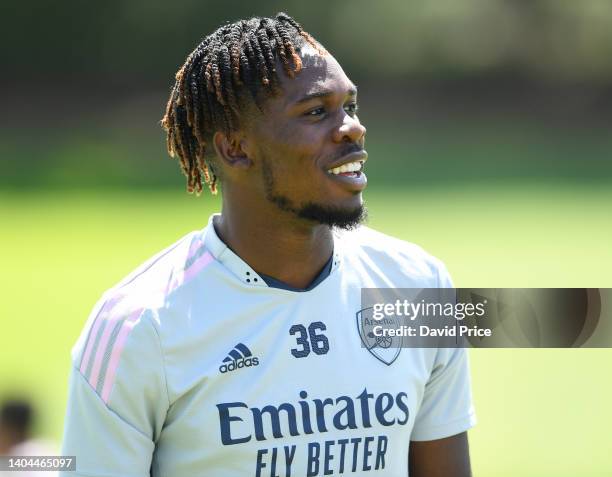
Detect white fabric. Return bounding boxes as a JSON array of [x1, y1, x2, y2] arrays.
[[60, 214, 476, 476]]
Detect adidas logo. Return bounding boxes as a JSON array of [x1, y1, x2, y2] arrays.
[[219, 343, 259, 373]]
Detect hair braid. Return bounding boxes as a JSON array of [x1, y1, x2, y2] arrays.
[[262, 19, 290, 77], [240, 32, 260, 101], [194, 61, 212, 135], [189, 66, 205, 144], [162, 88, 177, 156], [210, 59, 224, 105], [248, 33, 271, 86], [218, 45, 240, 118], [229, 23, 244, 86], [182, 61, 197, 127], [275, 23, 302, 75], [256, 25, 278, 89]]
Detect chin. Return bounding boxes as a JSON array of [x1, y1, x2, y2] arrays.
[[265, 182, 367, 230], [296, 201, 367, 230]]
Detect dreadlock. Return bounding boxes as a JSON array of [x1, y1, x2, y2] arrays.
[[161, 13, 326, 195]]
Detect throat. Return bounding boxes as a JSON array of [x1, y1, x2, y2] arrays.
[[213, 213, 334, 289], [258, 254, 333, 291]]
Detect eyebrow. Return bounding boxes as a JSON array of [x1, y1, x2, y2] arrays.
[[293, 86, 358, 105]]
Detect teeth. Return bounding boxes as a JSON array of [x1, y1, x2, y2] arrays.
[[327, 160, 364, 175]]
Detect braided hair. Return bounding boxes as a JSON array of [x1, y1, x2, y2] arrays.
[[161, 13, 326, 195]]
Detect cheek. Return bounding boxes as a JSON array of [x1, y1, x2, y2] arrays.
[[263, 121, 326, 164], [251, 120, 334, 197]]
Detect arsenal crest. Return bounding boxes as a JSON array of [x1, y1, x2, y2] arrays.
[[356, 306, 402, 366]]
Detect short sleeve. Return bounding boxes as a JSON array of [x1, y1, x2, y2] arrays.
[[410, 346, 477, 441], [60, 305, 168, 477]]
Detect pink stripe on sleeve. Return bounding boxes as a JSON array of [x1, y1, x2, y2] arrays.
[[88, 316, 122, 390], [186, 236, 204, 261], [183, 251, 214, 283], [79, 317, 103, 375], [79, 295, 122, 374], [100, 309, 143, 404]]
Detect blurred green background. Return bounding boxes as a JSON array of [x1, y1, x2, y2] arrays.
[[1, 1, 611, 476]]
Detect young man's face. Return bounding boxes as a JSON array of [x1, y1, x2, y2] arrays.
[[242, 45, 368, 229]]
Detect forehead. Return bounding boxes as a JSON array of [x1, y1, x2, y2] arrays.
[[274, 45, 357, 107]]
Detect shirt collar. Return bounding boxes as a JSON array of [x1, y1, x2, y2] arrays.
[[201, 213, 342, 289]]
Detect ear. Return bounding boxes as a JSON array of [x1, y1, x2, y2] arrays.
[[212, 131, 252, 170]]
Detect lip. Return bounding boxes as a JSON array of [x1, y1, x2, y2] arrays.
[[323, 150, 368, 192], [325, 150, 368, 171]]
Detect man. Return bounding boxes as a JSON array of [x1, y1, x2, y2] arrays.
[[61, 13, 475, 476], [1, 399, 58, 477], [0, 400, 32, 457]]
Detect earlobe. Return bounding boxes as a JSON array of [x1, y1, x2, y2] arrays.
[[213, 131, 252, 169]]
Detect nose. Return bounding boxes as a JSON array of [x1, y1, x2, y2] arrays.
[[333, 114, 366, 144]]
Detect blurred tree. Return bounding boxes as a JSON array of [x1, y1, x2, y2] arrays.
[[2, 0, 612, 85]]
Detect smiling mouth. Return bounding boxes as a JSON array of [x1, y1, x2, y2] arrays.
[[326, 160, 365, 177]]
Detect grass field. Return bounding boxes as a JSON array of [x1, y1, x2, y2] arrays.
[[1, 184, 611, 476]]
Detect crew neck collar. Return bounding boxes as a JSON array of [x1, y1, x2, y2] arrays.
[[201, 213, 342, 289]]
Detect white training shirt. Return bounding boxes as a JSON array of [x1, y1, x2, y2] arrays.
[[60, 214, 476, 477]]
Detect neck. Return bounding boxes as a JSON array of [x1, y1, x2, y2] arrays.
[[215, 202, 334, 290]]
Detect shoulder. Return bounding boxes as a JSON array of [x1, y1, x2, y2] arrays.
[[112, 229, 213, 301], [70, 230, 212, 392], [337, 225, 453, 287], [98, 228, 215, 310]]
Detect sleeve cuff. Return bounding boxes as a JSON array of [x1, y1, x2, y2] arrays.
[[410, 412, 477, 441]]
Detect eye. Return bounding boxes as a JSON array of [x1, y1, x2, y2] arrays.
[[305, 107, 326, 117], [344, 102, 359, 116]]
